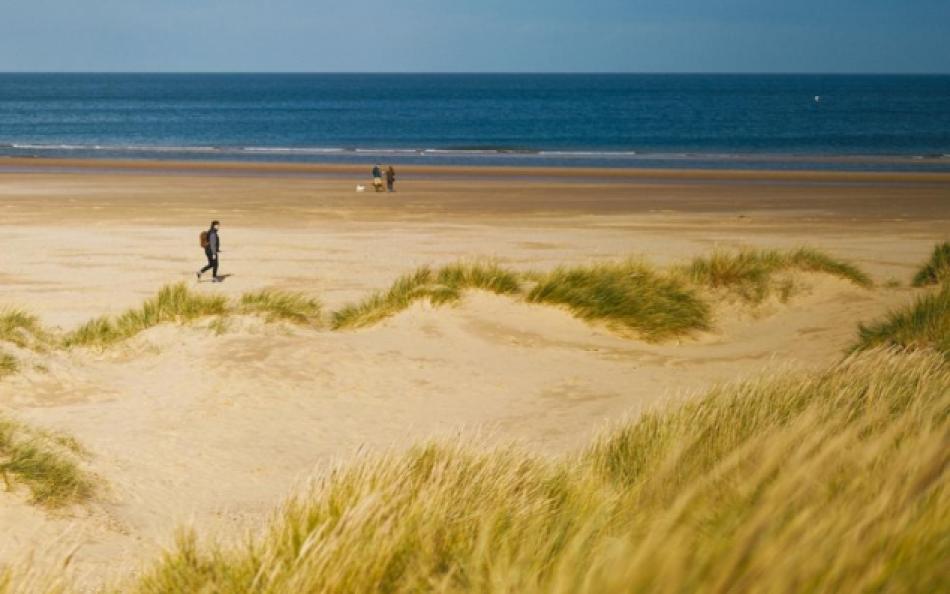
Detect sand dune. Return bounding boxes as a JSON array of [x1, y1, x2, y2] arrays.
[[0, 162, 947, 586]]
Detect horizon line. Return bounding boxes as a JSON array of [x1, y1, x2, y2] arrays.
[[1, 70, 949, 76]]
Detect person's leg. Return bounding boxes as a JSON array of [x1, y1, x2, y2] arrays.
[[212, 254, 219, 278], [200, 249, 215, 273]]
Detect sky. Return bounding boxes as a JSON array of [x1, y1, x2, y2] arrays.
[[1, 0, 948, 73]]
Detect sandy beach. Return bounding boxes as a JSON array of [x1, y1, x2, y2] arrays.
[[1, 159, 948, 586]]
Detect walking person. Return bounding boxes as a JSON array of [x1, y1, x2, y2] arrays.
[[386, 165, 396, 192], [197, 220, 223, 282], [372, 164, 384, 192]]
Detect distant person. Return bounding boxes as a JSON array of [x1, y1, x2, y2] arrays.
[[372, 164, 384, 192], [386, 166, 396, 192], [197, 220, 223, 282]]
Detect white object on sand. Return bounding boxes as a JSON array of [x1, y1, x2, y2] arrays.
[[356, 185, 366, 192]]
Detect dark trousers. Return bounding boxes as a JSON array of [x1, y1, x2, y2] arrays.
[[200, 248, 218, 277]]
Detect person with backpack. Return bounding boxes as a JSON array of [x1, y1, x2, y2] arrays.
[[372, 164, 384, 192], [196, 220, 222, 282]]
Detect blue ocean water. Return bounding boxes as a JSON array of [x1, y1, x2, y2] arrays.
[[1, 73, 949, 171]]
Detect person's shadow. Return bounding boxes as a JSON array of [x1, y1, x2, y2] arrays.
[[199, 273, 234, 283]]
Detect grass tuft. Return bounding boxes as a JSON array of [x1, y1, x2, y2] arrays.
[[63, 283, 229, 348], [239, 290, 323, 326], [853, 283, 950, 358], [0, 414, 93, 507], [682, 247, 872, 303], [0, 308, 50, 351], [527, 260, 710, 340], [332, 263, 522, 330], [0, 352, 17, 379], [107, 350, 948, 593], [911, 241, 950, 287]]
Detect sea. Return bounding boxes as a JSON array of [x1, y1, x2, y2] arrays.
[[1, 73, 949, 172]]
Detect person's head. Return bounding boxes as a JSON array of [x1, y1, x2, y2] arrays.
[[210, 220, 220, 230]]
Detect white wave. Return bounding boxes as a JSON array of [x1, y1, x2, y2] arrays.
[[240, 147, 348, 154]]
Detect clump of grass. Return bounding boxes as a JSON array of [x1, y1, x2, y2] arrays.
[[0, 353, 17, 379], [108, 350, 947, 593], [0, 308, 50, 351], [786, 247, 873, 286], [332, 263, 522, 330], [239, 290, 323, 326], [682, 247, 871, 303], [912, 241, 950, 287], [527, 260, 710, 340], [64, 283, 229, 348], [0, 414, 93, 507], [852, 283, 950, 358]]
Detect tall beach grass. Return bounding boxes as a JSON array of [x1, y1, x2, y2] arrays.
[[239, 290, 323, 326], [0, 414, 93, 507], [681, 247, 872, 303], [332, 262, 521, 330], [0, 308, 50, 351], [911, 241, 950, 287], [527, 259, 710, 340], [103, 349, 947, 593], [63, 283, 229, 348], [853, 282, 950, 358]]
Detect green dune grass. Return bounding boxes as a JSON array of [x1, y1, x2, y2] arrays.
[[0, 415, 93, 507], [96, 349, 948, 594], [0, 308, 50, 351], [239, 290, 323, 326], [63, 283, 229, 348], [681, 247, 872, 303], [331, 262, 522, 330], [853, 283, 950, 358], [0, 353, 17, 379], [911, 241, 950, 287], [527, 260, 710, 340]]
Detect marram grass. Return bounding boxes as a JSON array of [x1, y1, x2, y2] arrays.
[[332, 262, 522, 330], [911, 241, 950, 287], [853, 282, 950, 358], [0, 352, 17, 379], [0, 414, 93, 507], [681, 247, 872, 303], [527, 259, 710, 340], [0, 308, 50, 351], [61, 284, 324, 348], [239, 290, 323, 326], [92, 349, 948, 594], [63, 283, 229, 348]]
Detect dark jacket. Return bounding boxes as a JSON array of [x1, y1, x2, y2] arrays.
[[372, 166, 382, 178], [207, 228, 220, 254]]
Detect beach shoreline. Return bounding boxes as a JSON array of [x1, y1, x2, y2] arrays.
[[3, 155, 950, 183]]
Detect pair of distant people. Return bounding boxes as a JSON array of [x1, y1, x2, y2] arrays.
[[372, 164, 396, 193]]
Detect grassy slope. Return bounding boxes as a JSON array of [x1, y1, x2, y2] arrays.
[[238, 290, 323, 326], [681, 247, 872, 303], [2, 249, 872, 350], [0, 415, 92, 507], [331, 263, 521, 330], [912, 241, 950, 287], [111, 349, 946, 594], [526, 259, 710, 340], [63, 284, 322, 348], [64, 283, 229, 348], [853, 282, 950, 358]]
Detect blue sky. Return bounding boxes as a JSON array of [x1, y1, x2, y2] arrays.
[[2, 0, 948, 72]]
